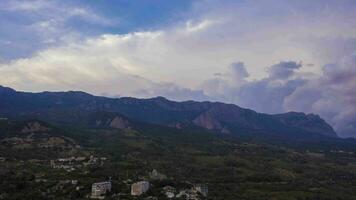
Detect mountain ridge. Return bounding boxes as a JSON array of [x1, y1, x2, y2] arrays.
[[0, 85, 337, 138]]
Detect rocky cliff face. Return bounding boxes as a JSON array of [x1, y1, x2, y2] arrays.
[[274, 112, 337, 137], [193, 112, 223, 130], [88, 111, 131, 130], [21, 122, 50, 133], [109, 116, 130, 129], [192, 103, 337, 137], [0, 120, 77, 150]]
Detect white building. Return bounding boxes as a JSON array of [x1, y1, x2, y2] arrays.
[[91, 181, 111, 199], [162, 186, 176, 198], [131, 181, 150, 196], [176, 189, 199, 200]]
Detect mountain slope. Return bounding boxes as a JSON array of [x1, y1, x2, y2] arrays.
[[0, 86, 337, 139], [1, 117, 356, 200], [0, 119, 80, 160]]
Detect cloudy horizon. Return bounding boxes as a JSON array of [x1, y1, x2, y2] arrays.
[[0, 0, 355, 138]]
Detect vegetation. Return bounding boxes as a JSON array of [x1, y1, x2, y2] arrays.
[[1, 120, 356, 199]]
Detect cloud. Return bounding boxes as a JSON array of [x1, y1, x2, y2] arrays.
[[284, 54, 356, 138], [0, 0, 356, 137], [269, 61, 302, 80], [202, 61, 307, 113], [0, 0, 114, 60], [230, 62, 249, 81], [184, 20, 217, 33], [132, 82, 209, 102], [2, 0, 112, 25], [0, 29, 210, 100], [2, 0, 50, 12], [201, 56, 356, 138]]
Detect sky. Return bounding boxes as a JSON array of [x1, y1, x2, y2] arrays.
[[0, 0, 356, 138]]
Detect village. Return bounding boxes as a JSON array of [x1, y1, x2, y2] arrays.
[[51, 155, 209, 200], [51, 155, 208, 200], [89, 169, 208, 200], [50, 155, 107, 172], [0, 154, 208, 200]]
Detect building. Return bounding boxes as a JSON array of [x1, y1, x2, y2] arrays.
[[91, 181, 111, 199], [193, 184, 208, 197], [75, 156, 86, 161], [131, 181, 150, 196], [176, 189, 199, 200], [162, 186, 176, 198]]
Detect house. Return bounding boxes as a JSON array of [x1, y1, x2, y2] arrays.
[[58, 157, 75, 162], [91, 181, 112, 199], [131, 181, 150, 196]]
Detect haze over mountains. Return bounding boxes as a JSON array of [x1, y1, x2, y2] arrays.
[[0, 85, 338, 140]]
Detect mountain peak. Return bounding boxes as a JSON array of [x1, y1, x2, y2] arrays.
[[21, 121, 50, 133], [149, 96, 169, 102], [274, 112, 337, 137], [0, 85, 16, 95]]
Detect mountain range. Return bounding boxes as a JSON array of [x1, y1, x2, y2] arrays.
[[0, 85, 337, 139], [1, 85, 356, 199]]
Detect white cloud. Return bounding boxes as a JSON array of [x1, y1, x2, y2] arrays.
[[184, 20, 216, 33], [3, 0, 51, 11], [1, 0, 356, 137], [0, 0, 115, 60]]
